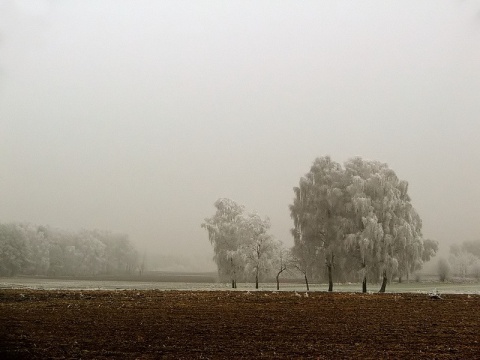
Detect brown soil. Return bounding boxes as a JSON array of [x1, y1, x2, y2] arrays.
[[1, 289, 479, 359]]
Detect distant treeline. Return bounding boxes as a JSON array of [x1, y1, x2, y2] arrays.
[[0, 222, 139, 277], [437, 240, 480, 282]]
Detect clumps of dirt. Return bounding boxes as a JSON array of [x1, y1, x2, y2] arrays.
[[1, 289, 479, 359]]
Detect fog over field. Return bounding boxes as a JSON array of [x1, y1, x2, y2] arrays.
[[1, 1, 479, 271]]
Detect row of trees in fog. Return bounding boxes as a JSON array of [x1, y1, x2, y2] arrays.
[[203, 156, 439, 292], [0, 222, 139, 277], [438, 240, 480, 281]]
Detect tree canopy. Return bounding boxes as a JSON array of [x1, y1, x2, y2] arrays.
[[448, 240, 480, 279], [202, 198, 277, 288], [0, 222, 139, 277], [290, 156, 438, 292]]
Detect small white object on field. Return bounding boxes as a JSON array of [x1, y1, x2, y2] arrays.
[[428, 288, 443, 300]]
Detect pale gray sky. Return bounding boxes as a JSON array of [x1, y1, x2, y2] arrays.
[[1, 0, 479, 269]]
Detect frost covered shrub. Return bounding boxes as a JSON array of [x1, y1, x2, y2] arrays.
[[437, 258, 450, 282]]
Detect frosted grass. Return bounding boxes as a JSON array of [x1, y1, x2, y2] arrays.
[[1, 277, 479, 294]]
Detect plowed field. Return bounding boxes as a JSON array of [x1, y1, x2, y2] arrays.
[[1, 290, 479, 359]]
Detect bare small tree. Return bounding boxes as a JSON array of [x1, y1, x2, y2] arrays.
[[291, 247, 314, 292], [272, 243, 292, 290]]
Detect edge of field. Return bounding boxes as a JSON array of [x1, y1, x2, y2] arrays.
[[1, 274, 479, 294]]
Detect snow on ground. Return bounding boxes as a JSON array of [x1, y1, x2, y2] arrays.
[[1, 277, 479, 294]]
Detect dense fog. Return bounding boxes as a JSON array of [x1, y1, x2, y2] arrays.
[[1, 1, 479, 273]]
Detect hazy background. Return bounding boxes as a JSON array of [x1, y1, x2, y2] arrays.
[[1, 0, 479, 271]]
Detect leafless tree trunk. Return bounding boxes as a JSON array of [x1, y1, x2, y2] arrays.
[[304, 273, 310, 292], [327, 263, 333, 292], [379, 269, 387, 293], [361, 262, 367, 293], [276, 265, 286, 290]]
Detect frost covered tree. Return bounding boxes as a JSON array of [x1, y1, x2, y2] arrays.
[[290, 156, 349, 292], [344, 157, 432, 292], [75, 231, 107, 275], [437, 258, 450, 282], [25, 225, 50, 275], [460, 240, 480, 258], [0, 223, 28, 276], [449, 244, 477, 278], [0, 221, 138, 277], [290, 240, 315, 291], [201, 198, 246, 288], [0, 223, 50, 276], [290, 177, 317, 291], [291, 156, 435, 293], [202, 199, 242, 288], [448, 240, 480, 279], [240, 212, 276, 289], [345, 207, 384, 293], [202, 198, 277, 288]]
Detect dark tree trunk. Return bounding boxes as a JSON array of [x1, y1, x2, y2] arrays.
[[276, 266, 285, 291], [398, 276, 402, 283], [327, 264, 333, 292], [304, 274, 310, 292], [362, 275, 367, 293], [379, 270, 387, 293], [255, 271, 259, 289], [230, 258, 236, 289]]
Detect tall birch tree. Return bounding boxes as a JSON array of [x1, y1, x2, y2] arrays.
[[290, 156, 349, 291], [202, 198, 246, 288], [240, 212, 275, 289], [344, 157, 433, 292], [202, 198, 277, 288]]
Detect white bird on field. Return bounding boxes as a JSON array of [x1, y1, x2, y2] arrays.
[[305, 292, 309, 298], [294, 291, 301, 298]]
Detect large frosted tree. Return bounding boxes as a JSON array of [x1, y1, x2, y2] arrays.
[[291, 156, 437, 293], [290, 156, 349, 292], [343, 157, 436, 292]]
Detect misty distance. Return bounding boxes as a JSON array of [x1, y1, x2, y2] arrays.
[[1, 2, 480, 358], [1, 1, 479, 289], [2, 156, 479, 293]]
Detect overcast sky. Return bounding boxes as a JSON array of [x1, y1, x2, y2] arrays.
[[1, 0, 479, 269]]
